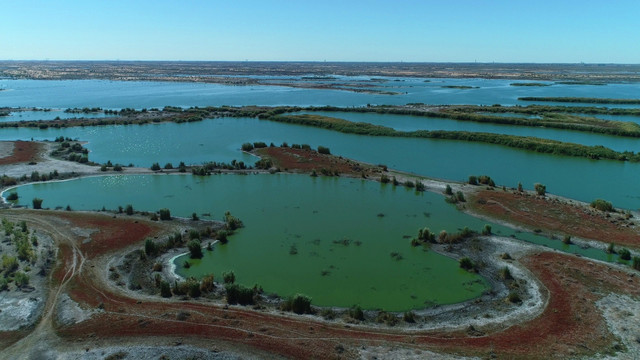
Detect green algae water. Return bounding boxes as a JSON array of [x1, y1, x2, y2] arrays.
[[6, 174, 621, 310]]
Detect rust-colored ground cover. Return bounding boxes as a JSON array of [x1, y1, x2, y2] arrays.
[[55, 212, 161, 258], [254, 147, 378, 176], [0, 141, 42, 165], [469, 190, 640, 249]]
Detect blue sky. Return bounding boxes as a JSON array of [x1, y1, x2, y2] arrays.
[[1, 0, 638, 63]]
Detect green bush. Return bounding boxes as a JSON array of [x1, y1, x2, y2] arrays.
[[507, 291, 521, 303], [349, 305, 364, 321], [150, 162, 161, 171], [317, 146, 331, 154], [404, 180, 415, 188], [500, 266, 513, 280], [444, 185, 453, 195], [159, 208, 171, 220], [534, 183, 546, 196], [380, 174, 390, 184], [14, 271, 29, 287], [6, 192, 18, 201], [456, 191, 466, 202], [160, 280, 172, 297], [222, 270, 236, 284], [290, 294, 312, 314], [32, 198, 43, 209], [459, 257, 474, 270], [468, 176, 478, 185], [618, 248, 631, 261], [144, 238, 157, 256], [633, 256, 640, 271], [241, 143, 254, 151], [225, 283, 254, 305], [125, 204, 134, 215], [482, 224, 492, 235], [591, 199, 614, 212], [187, 240, 203, 259], [164, 163, 173, 169]]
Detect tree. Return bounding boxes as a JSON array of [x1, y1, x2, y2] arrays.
[[482, 224, 492, 235], [534, 183, 546, 196], [150, 162, 161, 171], [125, 204, 134, 215], [459, 257, 474, 270], [188, 240, 203, 259], [444, 185, 453, 195], [517, 182, 523, 192], [144, 238, 157, 256], [160, 280, 172, 297], [468, 176, 478, 185], [291, 294, 312, 314], [32, 198, 43, 209], [591, 199, 614, 212], [222, 270, 235, 284], [317, 146, 331, 155], [159, 208, 171, 220]]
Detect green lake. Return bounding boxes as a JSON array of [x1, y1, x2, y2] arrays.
[[5, 174, 620, 310]]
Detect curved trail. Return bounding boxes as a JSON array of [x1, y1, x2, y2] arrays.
[[1, 214, 86, 358]]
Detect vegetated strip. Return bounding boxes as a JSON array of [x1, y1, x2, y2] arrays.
[[519, 97, 640, 104], [4, 104, 640, 138], [264, 114, 640, 162], [301, 105, 640, 137]]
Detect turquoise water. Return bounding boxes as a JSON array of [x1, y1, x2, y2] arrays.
[[5, 174, 619, 310], [0, 117, 638, 210], [297, 111, 640, 153], [0, 110, 116, 122], [2, 78, 640, 108]]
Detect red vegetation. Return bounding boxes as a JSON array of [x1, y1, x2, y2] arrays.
[[254, 147, 378, 176], [0, 141, 42, 165], [469, 190, 640, 249]]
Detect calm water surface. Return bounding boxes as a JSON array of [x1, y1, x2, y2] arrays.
[[6, 174, 619, 310]]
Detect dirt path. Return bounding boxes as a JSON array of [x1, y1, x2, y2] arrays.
[[0, 214, 86, 359]]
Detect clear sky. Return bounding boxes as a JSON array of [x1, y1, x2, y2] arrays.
[[1, 0, 639, 63]]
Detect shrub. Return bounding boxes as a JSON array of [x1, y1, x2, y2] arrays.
[[6, 192, 18, 201], [392, 176, 399, 186], [32, 198, 43, 209], [144, 238, 157, 256], [317, 146, 331, 155], [14, 271, 29, 287], [517, 182, 523, 192], [468, 176, 478, 185], [164, 163, 173, 170], [187, 240, 203, 259], [2, 255, 18, 273], [500, 266, 513, 280], [225, 283, 254, 305], [607, 242, 616, 254], [191, 212, 199, 221], [562, 235, 571, 244], [404, 180, 415, 188], [591, 199, 614, 212], [459, 257, 474, 270], [222, 270, 236, 284], [241, 143, 254, 151], [438, 230, 448, 243], [290, 294, 312, 314], [114, 164, 123, 171], [507, 291, 521, 303], [380, 174, 390, 184], [159, 208, 171, 220], [160, 280, 172, 297], [200, 274, 215, 293], [534, 183, 546, 196], [187, 278, 201, 298], [349, 305, 364, 321], [633, 257, 640, 271], [403, 311, 416, 323], [618, 248, 631, 261], [456, 191, 466, 202], [0, 278, 8, 291], [125, 204, 134, 215], [482, 224, 492, 235], [415, 181, 426, 191], [253, 142, 267, 149], [150, 162, 161, 171], [444, 185, 453, 195]]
